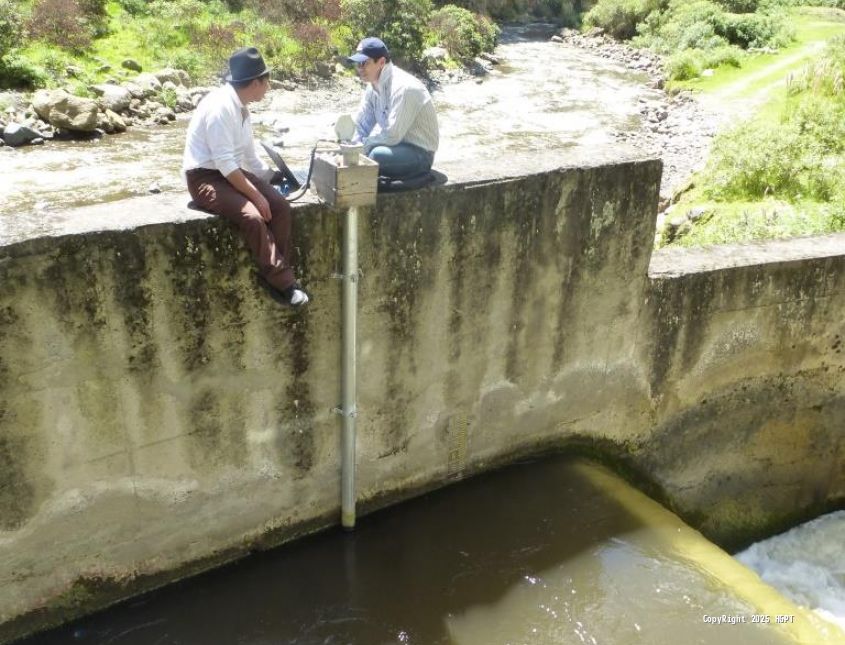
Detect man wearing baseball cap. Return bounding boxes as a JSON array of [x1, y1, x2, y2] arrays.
[[347, 37, 439, 180], [183, 46, 309, 307]]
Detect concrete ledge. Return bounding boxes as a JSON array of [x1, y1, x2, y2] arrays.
[[1, 159, 843, 642], [650, 232, 845, 277]]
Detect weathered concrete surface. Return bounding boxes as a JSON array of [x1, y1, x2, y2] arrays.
[[0, 161, 843, 641]]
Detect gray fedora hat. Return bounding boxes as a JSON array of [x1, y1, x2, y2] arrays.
[[226, 47, 269, 83]]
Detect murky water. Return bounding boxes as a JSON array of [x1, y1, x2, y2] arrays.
[[0, 24, 656, 246], [17, 457, 838, 645]]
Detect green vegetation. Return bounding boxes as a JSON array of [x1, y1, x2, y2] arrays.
[[585, 0, 799, 83], [664, 31, 845, 246], [583, 0, 845, 246], [429, 5, 500, 62], [0, 0, 583, 91]]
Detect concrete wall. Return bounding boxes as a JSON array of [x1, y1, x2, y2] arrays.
[[0, 160, 843, 641]]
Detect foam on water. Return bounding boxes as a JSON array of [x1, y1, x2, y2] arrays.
[[737, 511, 845, 632]]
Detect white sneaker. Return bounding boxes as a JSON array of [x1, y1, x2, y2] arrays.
[[289, 288, 309, 307]]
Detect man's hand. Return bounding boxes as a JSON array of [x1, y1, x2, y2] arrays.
[[225, 168, 272, 222], [252, 191, 272, 223]]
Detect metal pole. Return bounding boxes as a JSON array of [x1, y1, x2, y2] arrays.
[[341, 205, 358, 530]]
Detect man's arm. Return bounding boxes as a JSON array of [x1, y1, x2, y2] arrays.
[[363, 86, 425, 149], [352, 90, 376, 143], [225, 169, 272, 222], [242, 121, 274, 183], [204, 106, 271, 221]]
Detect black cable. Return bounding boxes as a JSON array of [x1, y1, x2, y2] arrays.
[[285, 138, 339, 203]]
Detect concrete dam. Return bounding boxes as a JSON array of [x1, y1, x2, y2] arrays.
[[0, 157, 843, 642]]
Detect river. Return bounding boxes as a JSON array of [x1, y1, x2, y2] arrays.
[[0, 24, 666, 246], [16, 456, 842, 645]]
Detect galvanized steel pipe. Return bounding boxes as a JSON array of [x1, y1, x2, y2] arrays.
[[341, 205, 359, 530]]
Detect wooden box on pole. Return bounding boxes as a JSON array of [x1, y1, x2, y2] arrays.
[[311, 154, 378, 208]]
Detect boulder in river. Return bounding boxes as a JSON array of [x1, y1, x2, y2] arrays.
[[99, 109, 127, 134], [91, 84, 132, 113], [133, 73, 162, 98], [2, 122, 42, 147], [31, 89, 99, 132], [423, 46, 449, 69], [153, 68, 190, 86]]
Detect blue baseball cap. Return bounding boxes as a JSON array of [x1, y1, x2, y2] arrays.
[[347, 37, 389, 64]]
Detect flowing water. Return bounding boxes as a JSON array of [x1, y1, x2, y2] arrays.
[[737, 511, 845, 634], [17, 457, 842, 645], [0, 24, 656, 246]]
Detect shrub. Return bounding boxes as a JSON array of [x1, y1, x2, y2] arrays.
[[787, 36, 845, 97], [713, 0, 759, 11], [250, 21, 299, 74], [166, 49, 204, 82], [244, 0, 342, 24], [341, 0, 433, 67], [429, 5, 499, 62], [635, 0, 792, 52], [702, 121, 840, 201], [789, 95, 845, 154], [702, 43, 743, 69], [666, 49, 702, 80], [292, 20, 336, 67], [0, 0, 23, 62], [118, 0, 152, 15], [191, 21, 245, 67], [432, 0, 581, 20], [717, 11, 782, 48], [583, 0, 664, 40], [28, 0, 93, 52], [0, 54, 46, 89]]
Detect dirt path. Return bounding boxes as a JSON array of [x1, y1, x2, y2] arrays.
[[700, 39, 829, 119]]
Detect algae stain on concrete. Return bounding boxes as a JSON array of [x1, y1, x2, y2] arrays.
[[186, 389, 248, 470], [505, 177, 547, 383], [166, 225, 213, 372], [41, 238, 107, 333], [275, 317, 316, 477], [110, 232, 157, 374], [0, 427, 38, 530], [369, 195, 443, 455], [206, 223, 249, 370], [552, 172, 590, 368]]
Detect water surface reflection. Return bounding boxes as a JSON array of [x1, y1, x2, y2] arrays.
[[22, 457, 824, 645]]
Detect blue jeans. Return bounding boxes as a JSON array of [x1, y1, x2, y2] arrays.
[[367, 143, 434, 179]]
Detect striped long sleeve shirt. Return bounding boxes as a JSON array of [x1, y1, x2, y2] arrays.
[[353, 63, 439, 154]]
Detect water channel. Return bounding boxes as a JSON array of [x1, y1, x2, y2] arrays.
[[16, 456, 842, 645], [3, 24, 843, 645]]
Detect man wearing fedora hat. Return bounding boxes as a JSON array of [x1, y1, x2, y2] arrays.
[[347, 37, 439, 181], [183, 46, 309, 307]]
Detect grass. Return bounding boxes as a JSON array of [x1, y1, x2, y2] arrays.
[[664, 198, 844, 247], [660, 6, 845, 248], [670, 8, 845, 96]]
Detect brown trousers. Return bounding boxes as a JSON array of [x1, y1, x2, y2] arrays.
[[186, 168, 295, 291]]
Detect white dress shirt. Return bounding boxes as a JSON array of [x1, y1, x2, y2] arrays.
[[182, 83, 273, 181], [353, 63, 439, 153]]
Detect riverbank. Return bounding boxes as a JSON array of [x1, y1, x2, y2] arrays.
[[552, 27, 726, 218], [2, 22, 711, 212], [0, 25, 665, 245]]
